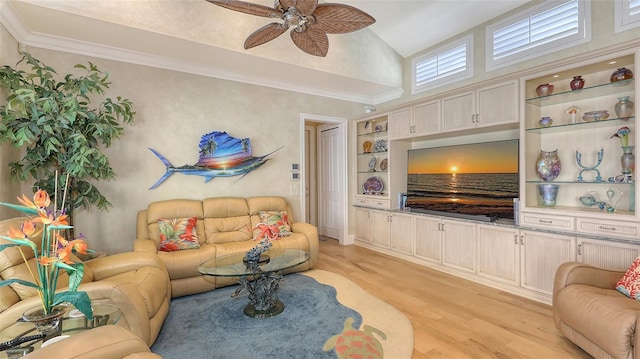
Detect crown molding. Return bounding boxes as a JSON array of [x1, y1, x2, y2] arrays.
[[0, 1, 401, 106]]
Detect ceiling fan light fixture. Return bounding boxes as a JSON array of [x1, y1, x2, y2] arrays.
[[205, 0, 374, 56]]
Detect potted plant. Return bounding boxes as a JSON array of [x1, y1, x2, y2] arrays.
[[0, 53, 134, 240], [0, 183, 92, 341]]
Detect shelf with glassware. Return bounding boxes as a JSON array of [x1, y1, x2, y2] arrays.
[[521, 51, 638, 237], [356, 115, 390, 206]]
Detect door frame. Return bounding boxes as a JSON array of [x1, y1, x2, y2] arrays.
[[299, 113, 349, 244]]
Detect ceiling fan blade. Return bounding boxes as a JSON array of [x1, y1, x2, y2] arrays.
[[279, 0, 318, 16], [312, 3, 375, 34], [244, 23, 289, 49], [206, 0, 282, 18], [290, 27, 328, 57]]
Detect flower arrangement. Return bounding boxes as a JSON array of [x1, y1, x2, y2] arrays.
[[0, 184, 93, 319], [611, 126, 632, 147]]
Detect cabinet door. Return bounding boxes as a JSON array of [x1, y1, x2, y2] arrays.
[[354, 208, 371, 243], [476, 225, 520, 285], [476, 80, 518, 127], [414, 216, 442, 263], [413, 100, 441, 136], [442, 91, 475, 132], [388, 108, 413, 140], [390, 213, 413, 254], [371, 210, 391, 248], [442, 219, 476, 272], [577, 237, 640, 271], [520, 230, 575, 295]]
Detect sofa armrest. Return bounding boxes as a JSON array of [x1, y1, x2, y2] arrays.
[[290, 222, 319, 267], [553, 262, 625, 300], [87, 252, 165, 281], [133, 238, 158, 253], [24, 325, 160, 359]]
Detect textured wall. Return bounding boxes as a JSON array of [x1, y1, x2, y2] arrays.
[[0, 41, 363, 253]]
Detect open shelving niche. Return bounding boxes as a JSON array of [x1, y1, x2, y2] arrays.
[[521, 50, 639, 232]]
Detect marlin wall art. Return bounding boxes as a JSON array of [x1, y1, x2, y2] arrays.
[[148, 131, 283, 189]]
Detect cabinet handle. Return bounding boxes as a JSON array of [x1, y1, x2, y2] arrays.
[[520, 235, 524, 245], [597, 225, 616, 231], [471, 114, 475, 123], [538, 219, 553, 224], [475, 113, 479, 124], [577, 243, 582, 255], [514, 234, 518, 244], [388, 215, 392, 223], [441, 223, 445, 232]]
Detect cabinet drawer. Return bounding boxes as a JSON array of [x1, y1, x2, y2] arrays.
[[577, 218, 639, 239], [354, 197, 390, 209], [521, 213, 574, 230]]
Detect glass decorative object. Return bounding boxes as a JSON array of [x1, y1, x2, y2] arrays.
[[535, 149, 561, 181], [565, 106, 581, 124], [570, 76, 584, 90], [615, 96, 635, 119], [539, 117, 553, 127], [576, 149, 604, 182], [535, 84, 554, 97], [621, 145, 635, 177], [537, 184, 559, 207], [22, 305, 67, 343]]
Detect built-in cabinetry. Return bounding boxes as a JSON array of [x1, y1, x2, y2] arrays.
[[352, 47, 640, 305], [521, 49, 639, 236], [442, 80, 518, 132]]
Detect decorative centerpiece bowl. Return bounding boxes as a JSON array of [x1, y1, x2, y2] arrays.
[[539, 117, 553, 127], [535, 83, 554, 97], [582, 110, 609, 122]]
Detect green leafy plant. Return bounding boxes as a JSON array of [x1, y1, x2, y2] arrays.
[[0, 53, 134, 237]]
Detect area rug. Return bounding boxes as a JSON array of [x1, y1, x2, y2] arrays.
[[151, 270, 413, 358]]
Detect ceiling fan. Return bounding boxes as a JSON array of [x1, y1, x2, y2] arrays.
[[205, 0, 375, 57]]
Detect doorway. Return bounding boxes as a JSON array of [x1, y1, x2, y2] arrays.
[[300, 114, 348, 244]]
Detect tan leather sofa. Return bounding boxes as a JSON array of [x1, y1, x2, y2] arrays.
[[553, 261, 640, 359], [0, 217, 171, 347], [23, 325, 162, 358], [134, 196, 319, 297]]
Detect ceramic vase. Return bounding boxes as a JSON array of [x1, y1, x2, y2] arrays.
[[621, 146, 635, 175], [615, 96, 635, 119], [570, 76, 584, 90], [611, 67, 634, 82], [535, 149, 561, 181], [22, 305, 67, 342], [535, 84, 554, 97], [537, 184, 559, 207]]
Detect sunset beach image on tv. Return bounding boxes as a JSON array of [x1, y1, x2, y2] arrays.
[[406, 139, 519, 220]]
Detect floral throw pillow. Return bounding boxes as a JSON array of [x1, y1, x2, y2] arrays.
[[158, 217, 200, 252], [616, 256, 640, 299], [256, 211, 291, 239]]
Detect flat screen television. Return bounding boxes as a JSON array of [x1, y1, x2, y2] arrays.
[[406, 139, 519, 221]]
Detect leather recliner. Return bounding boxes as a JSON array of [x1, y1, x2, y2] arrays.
[[0, 217, 171, 347], [553, 261, 640, 359]]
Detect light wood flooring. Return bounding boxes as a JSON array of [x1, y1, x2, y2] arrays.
[[315, 238, 592, 359]]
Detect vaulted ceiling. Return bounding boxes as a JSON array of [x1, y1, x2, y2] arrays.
[[0, 0, 530, 104]]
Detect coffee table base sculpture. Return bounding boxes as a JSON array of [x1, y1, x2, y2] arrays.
[[198, 248, 310, 319], [235, 271, 284, 318]]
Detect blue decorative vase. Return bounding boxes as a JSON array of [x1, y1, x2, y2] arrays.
[[538, 184, 559, 207], [535, 149, 561, 181]]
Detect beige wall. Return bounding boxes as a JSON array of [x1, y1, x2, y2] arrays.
[[0, 33, 364, 253], [0, 25, 20, 219]]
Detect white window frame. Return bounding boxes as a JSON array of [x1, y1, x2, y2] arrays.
[[411, 35, 473, 95], [486, 0, 591, 72], [615, 0, 640, 33]]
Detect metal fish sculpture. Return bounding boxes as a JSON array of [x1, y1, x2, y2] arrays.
[[148, 131, 284, 189]]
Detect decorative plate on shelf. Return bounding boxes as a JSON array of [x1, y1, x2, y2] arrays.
[[362, 141, 372, 153], [362, 176, 384, 194], [368, 157, 377, 171], [379, 158, 388, 171], [374, 124, 383, 132]]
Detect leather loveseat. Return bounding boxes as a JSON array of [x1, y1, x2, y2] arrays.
[[134, 196, 319, 298], [553, 261, 640, 359], [0, 217, 171, 347]]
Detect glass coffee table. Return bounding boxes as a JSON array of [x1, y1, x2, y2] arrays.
[[198, 248, 310, 318], [0, 303, 121, 358]]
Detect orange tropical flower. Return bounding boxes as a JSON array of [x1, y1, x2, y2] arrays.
[[33, 190, 51, 209]]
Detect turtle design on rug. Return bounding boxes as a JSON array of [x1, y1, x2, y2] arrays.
[[324, 317, 386, 359]]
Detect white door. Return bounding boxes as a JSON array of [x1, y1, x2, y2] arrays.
[[318, 125, 344, 240]]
